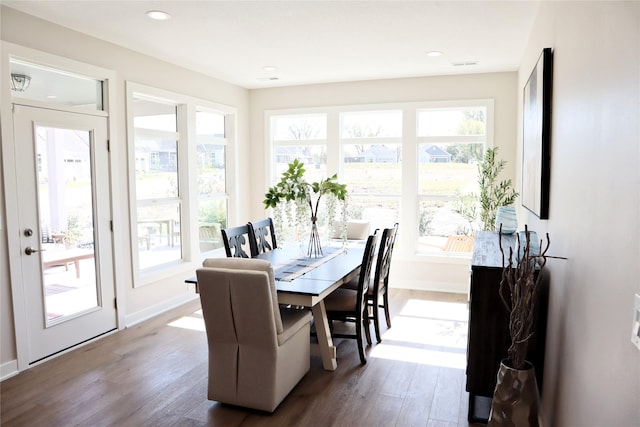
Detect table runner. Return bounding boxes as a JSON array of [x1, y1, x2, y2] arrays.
[[274, 247, 343, 282]]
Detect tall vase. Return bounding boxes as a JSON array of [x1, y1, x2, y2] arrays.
[[307, 218, 323, 258], [488, 360, 540, 427], [494, 206, 517, 234]]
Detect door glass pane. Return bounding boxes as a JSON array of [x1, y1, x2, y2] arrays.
[[36, 126, 98, 325]]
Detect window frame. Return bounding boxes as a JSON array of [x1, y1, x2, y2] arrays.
[[265, 99, 493, 263], [126, 82, 236, 286]]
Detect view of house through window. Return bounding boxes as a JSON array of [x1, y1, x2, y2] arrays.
[[267, 101, 491, 258], [340, 110, 402, 232]]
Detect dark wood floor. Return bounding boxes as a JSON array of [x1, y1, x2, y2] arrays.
[[1, 289, 485, 427]]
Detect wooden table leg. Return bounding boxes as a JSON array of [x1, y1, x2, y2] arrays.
[[311, 300, 337, 371]]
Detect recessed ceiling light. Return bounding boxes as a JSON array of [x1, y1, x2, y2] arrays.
[[146, 10, 171, 21], [426, 51, 443, 57], [263, 66, 277, 71]]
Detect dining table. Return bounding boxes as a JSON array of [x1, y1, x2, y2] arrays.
[[188, 243, 364, 371]]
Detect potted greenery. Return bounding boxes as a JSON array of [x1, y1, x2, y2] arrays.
[[454, 147, 519, 234], [263, 159, 348, 257], [478, 147, 519, 231], [488, 226, 550, 426]]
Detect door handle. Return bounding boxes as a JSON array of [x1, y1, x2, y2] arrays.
[[25, 246, 45, 255]]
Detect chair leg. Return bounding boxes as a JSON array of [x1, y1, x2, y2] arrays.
[[363, 308, 372, 346], [383, 292, 392, 328], [356, 317, 367, 365], [372, 304, 382, 343]]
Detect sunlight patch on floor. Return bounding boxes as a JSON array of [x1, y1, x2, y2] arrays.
[[168, 310, 205, 332], [368, 298, 469, 368], [369, 342, 466, 369], [381, 316, 467, 349]]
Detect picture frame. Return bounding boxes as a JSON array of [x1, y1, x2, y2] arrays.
[[522, 47, 553, 219]]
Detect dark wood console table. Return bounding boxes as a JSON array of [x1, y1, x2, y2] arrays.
[[466, 231, 548, 424]]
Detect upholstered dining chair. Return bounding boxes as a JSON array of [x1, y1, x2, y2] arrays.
[[221, 224, 251, 258], [248, 217, 277, 257], [341, 223, 398, 343], [322, 233, 379, 365], [330, 220, 371, 240], [197, 258, 312, 412]]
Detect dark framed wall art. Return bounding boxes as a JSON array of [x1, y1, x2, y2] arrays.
[[522, 47, 553, 219]]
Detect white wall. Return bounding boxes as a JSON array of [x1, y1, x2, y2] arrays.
[[516, 2, 640, 425], [0, 6, 250, 373], [249, 72, 518, 293]]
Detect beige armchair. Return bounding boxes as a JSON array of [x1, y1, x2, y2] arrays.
[[197, 258, 311, 412]]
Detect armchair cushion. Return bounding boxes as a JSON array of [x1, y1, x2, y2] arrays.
[[202, 257, 283, 334]]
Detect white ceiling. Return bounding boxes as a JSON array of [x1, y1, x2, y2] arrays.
[[4, 0, 540, 89]]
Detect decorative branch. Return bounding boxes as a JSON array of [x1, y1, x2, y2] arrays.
[[498, 225, 551, 370]]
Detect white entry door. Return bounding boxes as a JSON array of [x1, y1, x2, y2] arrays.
[[12, 104, 117, 364]]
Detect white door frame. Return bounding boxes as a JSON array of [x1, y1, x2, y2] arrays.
[[1, 42, 126, 371]]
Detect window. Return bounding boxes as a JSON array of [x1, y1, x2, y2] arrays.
[[131, 94, 182, 270], [340, 110, 402, 232], [196, 109, 227, 253], [417, 106, 488, 254], [269, 114, 328, 240], [266, 100, 492, 261], [127, 83, 235, 283], [10, 59, 103, 112], [271, 114, 328, 184]]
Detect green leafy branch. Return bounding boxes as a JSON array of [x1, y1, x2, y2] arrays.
[[478, 147, 518, 230], [263, 159, 347, 220]]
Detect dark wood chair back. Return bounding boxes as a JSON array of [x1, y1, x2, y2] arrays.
[[373, 223, 398, 297], [369, 222, 399, 342], [248, 217, 277, 257], [221, 224, 251, 258]]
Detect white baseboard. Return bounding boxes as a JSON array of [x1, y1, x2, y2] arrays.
[[1, 359, 18, 382], [124, 292, 199, 327], [391, 278, 470, 294]]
